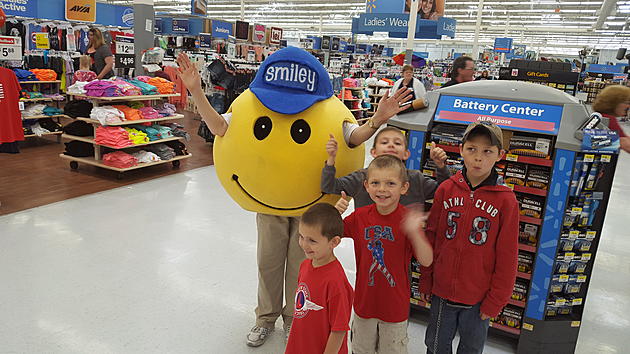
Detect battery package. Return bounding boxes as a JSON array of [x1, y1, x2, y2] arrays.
[[505, 162, 527, 186], [526, 166, 551, 190], [518, 251, 534, 274], [495, 306, 523, 329], [518, 195, 544, 219], [512, 279, 529, 301], [509, 135, 552, 159], [519, 223, 539, 246]]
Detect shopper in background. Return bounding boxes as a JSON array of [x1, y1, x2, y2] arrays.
[[475, 70, 491, 80], [285, 204, 353, 354], [442, 56, 475, 88], [72, 55, 97, 84], [592, 85, 630, 153], [86, 28, 114, 80], [391, 64, 427, 112], [421, 121, 518, 354]]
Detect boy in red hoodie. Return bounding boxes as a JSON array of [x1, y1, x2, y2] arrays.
[[420, 121, 519, 354]]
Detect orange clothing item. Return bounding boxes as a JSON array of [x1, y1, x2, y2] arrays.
[[30, 69, 57, 81], [147, 77, 175, 94], [112, 105, 142, 121]]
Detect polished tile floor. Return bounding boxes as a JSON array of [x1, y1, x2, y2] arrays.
[[1, 152, 629, 353]]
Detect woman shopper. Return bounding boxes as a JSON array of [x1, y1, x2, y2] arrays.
[[85, 28, 114, 79], [391, 64, 427, 112], [592, 85, 630, 153]]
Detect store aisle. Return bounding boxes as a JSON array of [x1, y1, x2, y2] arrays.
[[1, 153, 629, 353]]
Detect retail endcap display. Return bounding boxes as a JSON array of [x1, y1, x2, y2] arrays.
[[213, 46, 364, 217]]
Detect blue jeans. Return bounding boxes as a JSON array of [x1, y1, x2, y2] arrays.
[[425, 295, 490, 354]]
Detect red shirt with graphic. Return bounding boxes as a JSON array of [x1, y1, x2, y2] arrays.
[[343, 204, 414, 323], [0, 67, 23, 143], [285, 259, 353, 354], [73, 70, 97, 84]]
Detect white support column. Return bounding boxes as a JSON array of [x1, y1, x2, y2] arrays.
[[471, 0, 484, 60], [404, 0, 420, 64], [240, 0, 245, 21], [319, 15, 323, 36]]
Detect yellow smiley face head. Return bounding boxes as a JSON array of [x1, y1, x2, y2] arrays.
[[213, 47, 364, 216]]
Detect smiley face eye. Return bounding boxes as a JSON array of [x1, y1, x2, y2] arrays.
[[254, 116, 272, 140], [291, 119, 311, 144]]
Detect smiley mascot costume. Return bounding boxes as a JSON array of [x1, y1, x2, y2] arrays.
[[212, 47, 364, 343]]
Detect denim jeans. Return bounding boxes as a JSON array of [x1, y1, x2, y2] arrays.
[[425, 295, 490, 354]]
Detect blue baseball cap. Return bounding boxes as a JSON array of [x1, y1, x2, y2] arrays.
[[250, 46, 333, 115]]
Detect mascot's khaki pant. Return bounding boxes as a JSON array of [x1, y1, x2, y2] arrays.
[[255, 213, 305, 329]]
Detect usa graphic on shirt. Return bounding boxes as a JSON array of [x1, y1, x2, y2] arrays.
[[364, 226, 396, 287], [0, 83, 5, 99], [294, 283, 324, 319]]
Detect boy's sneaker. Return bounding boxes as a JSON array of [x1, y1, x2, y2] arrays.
[[284, 324, 291, 342], [246, 326, 273, 347]]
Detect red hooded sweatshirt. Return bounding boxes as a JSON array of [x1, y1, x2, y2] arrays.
[[420, 170, 519, 317]]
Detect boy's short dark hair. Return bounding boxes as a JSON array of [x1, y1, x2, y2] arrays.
[[462, 121, 504, 150], [301, 203, 344, 240], [372, 127, 408, 150], [366, 155, 409, 183]]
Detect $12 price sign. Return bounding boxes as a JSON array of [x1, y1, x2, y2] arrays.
[[115, 36, 135, 55], [0, 36, 22, 61]]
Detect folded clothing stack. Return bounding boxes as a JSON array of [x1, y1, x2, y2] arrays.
[[127, 101, 145, 109], [132, 150, 160, 163], [21, 104, 46, 117], [13, 69, 37, 81], [43, 93, 66, 101], [132, 125, 161, 141], [64, 100, 93, 118], [21, 91, 44, 99], [23, 121, 50, 136], [38, 118, 62, 132], [147, 77, 176, 94], [103, 151, 138, 169], [166, 123, 190, 140], [123, 128, 150, 145], [113, 105, 142, 121], [145, 143, 175, 160], [153, 102, 176, 117], [43, 106, 63, 116], [138, 107, 161, 120], [110, 79, 143, 96], [165, 140, 188, 156], [126, 79, 158, 95], [64, 141, 94, 157], [63, 121, 94, 137], [67, 81, 89, 95], [95, 126, 133, 148], [90, 106, 125, 125], [85, 80, 123, 97], [152, 125, 173, 139], [30, 69, 57, 81]]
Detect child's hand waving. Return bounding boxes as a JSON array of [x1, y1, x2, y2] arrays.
[[326, 134, 338, 166], [401, 204, 433, 267], [402, 204, 428, 235]]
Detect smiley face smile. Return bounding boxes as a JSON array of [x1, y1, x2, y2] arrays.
[[232, 174, 325, 211]]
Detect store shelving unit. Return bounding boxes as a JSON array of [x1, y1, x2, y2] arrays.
[[60, 94, 191, 178], [340, 86, 368, 121], [367, 84, 392, 117], [20, 80, 67, 142], [389, 80, 619, 354]]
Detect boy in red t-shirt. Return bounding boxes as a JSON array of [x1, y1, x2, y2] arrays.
[[340, 155, 433, 353], [285, 203, 354, 354], [421, 121, 519, 354]]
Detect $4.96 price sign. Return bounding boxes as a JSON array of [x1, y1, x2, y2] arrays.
[[116, 54, 135, 69], [0, 36, 22, 61]]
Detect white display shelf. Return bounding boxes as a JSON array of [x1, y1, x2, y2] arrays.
[[59, 153, 192, 172], [77, 114, 185, 126], [62, 134, 184, 150]]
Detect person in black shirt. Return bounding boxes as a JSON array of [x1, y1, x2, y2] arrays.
[[442, 56, 475, 88]]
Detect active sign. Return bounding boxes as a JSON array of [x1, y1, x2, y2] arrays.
[[0, 36, 22, 61], [435, 95, 564, 135]]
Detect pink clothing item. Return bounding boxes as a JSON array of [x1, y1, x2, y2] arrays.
[[138, 107, 161, 120], [103, 151, 138, 168], [110, 79, 143, 96], [94, 126, 133, 148], [73, 70, 97, 84], [136, 76, 152, 83]]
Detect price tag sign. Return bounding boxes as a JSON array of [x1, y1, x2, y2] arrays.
[[35, 33, 50, 49], [555, 298, 567, 306], [564, 252, 575, 261], [571, 321, 581, 327], [18, 101, 25, 111], [522, 323, 534, 331], [571, 207, 583, 216], [568, 231, 580, 240], [115, 54, 135, 68], [586, 231, 597, 240], [572, 298, 583, 306], [115, 36, 134, 55], [0, 36, 22, 61], [559, 275, 570, 282], [423, 169, 435, 177], [584, 154, 595, 162], [577, 275, 587, 283], [601, 154, 611, 163], [506, 154, 518, 162], [581, 253, 592, 261]]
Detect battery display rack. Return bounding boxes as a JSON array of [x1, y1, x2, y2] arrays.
[[389, 80, 619, 353], [499, 62, 579, 96]]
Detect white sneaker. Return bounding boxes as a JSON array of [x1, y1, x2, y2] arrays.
[[246, 326, 273, 347], [284, 324, 291, 342]]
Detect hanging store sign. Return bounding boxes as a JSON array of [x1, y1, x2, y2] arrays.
[[65, 0, 96, 22], [0, 36, 22, 61], [299, 38, 314, 50], [212, 19, 233, 39], [494, 37, 513, 53], [253, 23, 266, 43], [269, 27, 283, 45], [191, 0, 206, 15], [367, 0, 445, 18], [0, 0, 37, 17], [235, 20, 249, 40], [331, 37, 340, 51], [499, 67, 579, 84], [155, 18, 163, 34], [435, 95, 564, 135], [352, 14, 456, 39], [321, 35, 331, 50], [199, 33, 212, 48], [35, 33, 50, 49], [115, 54, 134, 68], [339, 40, 347, 53], [115, 35, 134, 55], [172, 18, 190, 34]]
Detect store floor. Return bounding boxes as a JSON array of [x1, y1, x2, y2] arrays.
[[1, 150, 628, 353], [0, 112, 213, 216]]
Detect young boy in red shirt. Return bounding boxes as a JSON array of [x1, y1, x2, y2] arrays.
[[421, 121, 519, 354], [285, 203, 354, 354], [341, 155, 433, 353]]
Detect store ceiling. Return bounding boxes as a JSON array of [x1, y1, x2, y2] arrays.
[[105, 0, 630, 52]]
